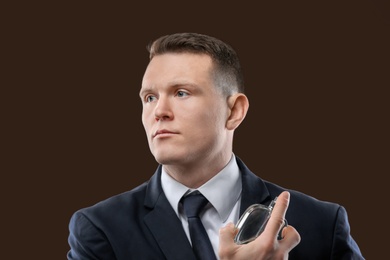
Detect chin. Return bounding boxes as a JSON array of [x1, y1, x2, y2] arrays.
[[153, 152, 177, 165], [153, 151, 189, 166], [154, 156, 178, 165]]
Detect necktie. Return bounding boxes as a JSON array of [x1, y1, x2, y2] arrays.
[[181, 193, 217, 260]]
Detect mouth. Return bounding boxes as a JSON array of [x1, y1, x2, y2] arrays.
[[153, 129, 177, 138]]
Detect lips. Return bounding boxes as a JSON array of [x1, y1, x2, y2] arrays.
[[153, 129, 177, 138]]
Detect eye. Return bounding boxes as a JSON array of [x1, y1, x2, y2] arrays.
[[145, 95, 157, 103], [176, 90, 189, 98]]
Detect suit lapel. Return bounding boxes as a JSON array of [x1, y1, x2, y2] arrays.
[[236, 157, 272, 215], [144, 167, 197, 260]]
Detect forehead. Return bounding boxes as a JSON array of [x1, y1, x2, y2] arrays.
[[141, 53, 214, 90]]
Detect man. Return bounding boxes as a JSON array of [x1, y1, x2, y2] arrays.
[[68, 32, 364, 259]]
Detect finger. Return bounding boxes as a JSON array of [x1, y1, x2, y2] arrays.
[[262, 191, 290, 239], [277, 219, 288, 240], [220, 222, 235, 238], [219, 222, 238, 256], [219, 222, 238, 244], [279, 225, 301, 252]]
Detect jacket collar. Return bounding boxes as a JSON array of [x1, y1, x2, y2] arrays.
[[236, 156, 272, 215], [143, 165, 197, 260]]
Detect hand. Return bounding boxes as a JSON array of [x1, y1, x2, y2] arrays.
[[219, 191, 301, 260]]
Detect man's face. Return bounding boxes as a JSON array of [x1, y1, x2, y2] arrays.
[[140, 53, 231, 167]]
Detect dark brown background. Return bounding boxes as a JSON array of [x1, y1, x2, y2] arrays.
[[4, 1, 389, 259]]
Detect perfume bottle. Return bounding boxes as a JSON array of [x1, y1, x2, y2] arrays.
[[234, 197, 281, 245]]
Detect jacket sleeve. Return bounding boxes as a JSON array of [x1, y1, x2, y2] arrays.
[[331, 206, 365, 260], [67, 211, 116, 260]]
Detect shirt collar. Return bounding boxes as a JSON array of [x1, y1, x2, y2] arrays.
[[161, 154, 242, 222]]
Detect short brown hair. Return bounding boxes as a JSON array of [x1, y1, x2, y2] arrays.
[[147, 32, 244, 95]]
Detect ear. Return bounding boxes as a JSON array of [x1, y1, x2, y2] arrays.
[[226, 93, 249, 130]]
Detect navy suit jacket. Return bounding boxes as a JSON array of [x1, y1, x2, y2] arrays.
[[68, 157, 364, 259]]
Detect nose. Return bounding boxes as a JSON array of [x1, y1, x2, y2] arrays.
[[154, 96, 173, 121]]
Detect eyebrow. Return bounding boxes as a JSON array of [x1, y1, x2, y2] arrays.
[[139, 87, 153, 98], [139, 80, 199, 98]]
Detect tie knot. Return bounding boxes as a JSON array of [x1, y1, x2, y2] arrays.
[[182, 193, 209, 218]]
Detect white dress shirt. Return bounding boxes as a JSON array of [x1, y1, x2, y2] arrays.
[[161, 154, 242, 259]]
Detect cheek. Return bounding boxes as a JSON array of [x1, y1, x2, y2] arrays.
[[194, 107, 226, 134], [205, 102, 227, 125], [141, 111, 152, 133], [141, 113, 146, 128]]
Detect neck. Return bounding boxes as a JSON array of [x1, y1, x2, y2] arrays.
[[163, 152, 233, 189]]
